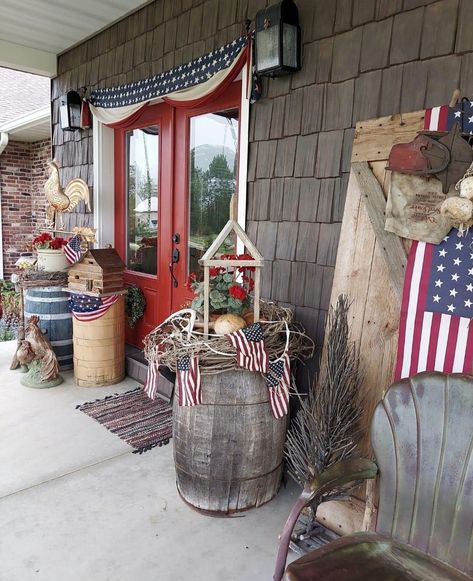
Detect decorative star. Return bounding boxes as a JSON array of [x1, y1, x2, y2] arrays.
[[467, 283, 473, 292], [456, 241, 464, 250], [469, 116, 473, 123], [435, 279, 443, 287], [433, 294, 441, 303], [439, 249, 447, 257], [454, 258, 462, 266], [469, 268, 473, 276], [470, 100, 473, 108], [454, 110, 462, 118], [447, 304, 456, 312], [437, 264, 445, 272], [450, 288, 458, 297], [452, 273, 460, 281], [465, 299, 473, 308]]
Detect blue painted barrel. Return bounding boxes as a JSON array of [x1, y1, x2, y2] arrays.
[[24, 287, 73, 371]]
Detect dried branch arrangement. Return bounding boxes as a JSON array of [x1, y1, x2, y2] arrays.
[[285, 295, 364, 505], [14, 270, 69, 288], [144, 300, 314, 375]]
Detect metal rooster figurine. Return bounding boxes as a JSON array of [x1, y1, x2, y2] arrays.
[[45, 160, 91, 229]]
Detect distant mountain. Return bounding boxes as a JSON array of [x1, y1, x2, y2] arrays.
[[192, 144, 236, 173]]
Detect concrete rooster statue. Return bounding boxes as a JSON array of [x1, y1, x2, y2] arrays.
[[11, 316, 63, 388], [45, 160, 91, 230]]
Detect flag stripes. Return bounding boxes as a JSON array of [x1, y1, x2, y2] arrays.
[[227, 322, 269, 373], [69, 294, 119, 322], [265, 352, 291, 419], [177, 355, 201, 407], [144, 360, 159, 400]]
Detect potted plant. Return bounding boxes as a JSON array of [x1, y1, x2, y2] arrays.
[[32, 233, 69, 272], [187, 254, 255, 332]]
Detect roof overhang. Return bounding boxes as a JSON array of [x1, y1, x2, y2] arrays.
[[0, 105, 51, 142], [0, 0, 152, 78]]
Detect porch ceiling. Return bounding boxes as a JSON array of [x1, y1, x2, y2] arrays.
[[0, 0, 152, 78]]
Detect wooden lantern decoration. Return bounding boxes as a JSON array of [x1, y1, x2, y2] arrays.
[[199, 212, 264, 337]]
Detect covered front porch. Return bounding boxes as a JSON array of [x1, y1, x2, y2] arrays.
[[0, 340, 298, 580]]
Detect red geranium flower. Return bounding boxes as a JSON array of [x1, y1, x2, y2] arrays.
[[209, 266, 224, 277], [229, 284, 247, 301]]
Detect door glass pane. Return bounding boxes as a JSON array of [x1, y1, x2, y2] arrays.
[[188, 109, 239, 276], [126, 126, 159, 275]]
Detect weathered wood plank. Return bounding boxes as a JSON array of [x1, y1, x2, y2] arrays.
[[351, 162, 406, 302], [351, 110, 425, 162]]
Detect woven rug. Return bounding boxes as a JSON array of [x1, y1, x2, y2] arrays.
[[76, 388, 172, 453]]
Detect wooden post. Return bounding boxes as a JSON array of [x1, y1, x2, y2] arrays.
[[203, 265, 210, 338], [253, 268, 260, 323]]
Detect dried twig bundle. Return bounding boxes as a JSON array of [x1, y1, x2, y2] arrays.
[[285, 295, 364, 491]]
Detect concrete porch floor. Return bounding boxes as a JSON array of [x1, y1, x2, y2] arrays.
[[0, 340, 298, 581]]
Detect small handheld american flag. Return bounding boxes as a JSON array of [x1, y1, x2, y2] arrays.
[[424, 102, 473, 134], [144, 360, 160, 400], [64, 235, 84, 265], [265, 352, 291, 419], [227, 322, 269, 373], [177, 355, 201, 406]]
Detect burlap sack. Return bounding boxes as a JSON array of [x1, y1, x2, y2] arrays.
[[385, 172, 454, 244]]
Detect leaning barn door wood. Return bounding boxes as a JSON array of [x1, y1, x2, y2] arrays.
[[317, 111, 425, 535]]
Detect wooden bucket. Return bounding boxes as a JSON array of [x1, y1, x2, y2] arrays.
[[72, 296, 125, 387], [173, 369, 287, 514], [24, 286, 73, 370]]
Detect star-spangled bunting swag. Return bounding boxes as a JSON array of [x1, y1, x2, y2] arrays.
[[69, 294, 119, 322], [144, 360, 159, 400], [177, 355, 201, 406], [424, 101, 473, 134], [90, 37, 247, 110], [227, 322, 269, 373], [395, 228, 473, 380], [265, 351, 291, 419], [64, 235, 83, 265]]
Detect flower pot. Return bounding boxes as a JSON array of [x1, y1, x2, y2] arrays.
[[36, 249, 69, 272]]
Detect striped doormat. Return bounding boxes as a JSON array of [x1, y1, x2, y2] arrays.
[[76, 388, 172, 453]]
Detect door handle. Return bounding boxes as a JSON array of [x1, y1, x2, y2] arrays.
[[169, 248, 180, 288]]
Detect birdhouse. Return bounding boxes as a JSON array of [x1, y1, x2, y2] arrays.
[[68, 249, 125, 295], [199, 218, 264, 337]]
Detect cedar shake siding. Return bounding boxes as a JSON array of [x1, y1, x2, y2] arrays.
[[52, 0, 470, 378]]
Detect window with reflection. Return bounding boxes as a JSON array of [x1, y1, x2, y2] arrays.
[[188, 109, 239, 276], [126, 126, 159, 275]]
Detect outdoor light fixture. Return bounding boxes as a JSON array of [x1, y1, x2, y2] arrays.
[[254, 0, 301, 77], [59, 90, 82, 131]]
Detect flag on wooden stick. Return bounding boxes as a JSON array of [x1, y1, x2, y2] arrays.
[[177, 355, 201, 406], [144, 360, 160, 400], [395, 229, 473, 380], [64, 234, 84, 264], [265, 351, 291, 419], [227, 322, 269, 373]]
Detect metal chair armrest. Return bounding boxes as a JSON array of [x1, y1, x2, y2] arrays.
[[273, 458, 378, 581]]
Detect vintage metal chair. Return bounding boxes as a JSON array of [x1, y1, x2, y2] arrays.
[[274, 372, 473, 580]]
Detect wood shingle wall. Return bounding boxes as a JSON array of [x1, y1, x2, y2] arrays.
[[53, 0, 473, 378]]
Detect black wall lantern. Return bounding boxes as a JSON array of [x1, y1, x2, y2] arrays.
[[59, 90, 82, 131], [255, 0, 301, 77]]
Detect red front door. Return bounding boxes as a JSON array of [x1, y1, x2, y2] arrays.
[[115, 83, 241, 347]]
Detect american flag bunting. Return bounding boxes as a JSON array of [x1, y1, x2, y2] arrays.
[[177, 355, 201, 406], [227, 322, 269, 373], [64, 235, 84, 265], [69, 294, 119, 322], [395, 229, 473, 379], [265, 351, 291, 419]]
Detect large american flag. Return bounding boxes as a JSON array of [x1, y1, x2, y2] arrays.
[[395, 229, 473, 380], [227, 322, 269, 373], [265, 351, 291, 419], [69, 294, 119, 322], [424, 102, 473, 133], [64, 235, 83, 265], [176, 355, 201, 406]]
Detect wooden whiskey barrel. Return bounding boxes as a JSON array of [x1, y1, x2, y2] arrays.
[[173, 369, 287, 514], [72, 296, 125, 387], [24, 286, 73, 370]]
